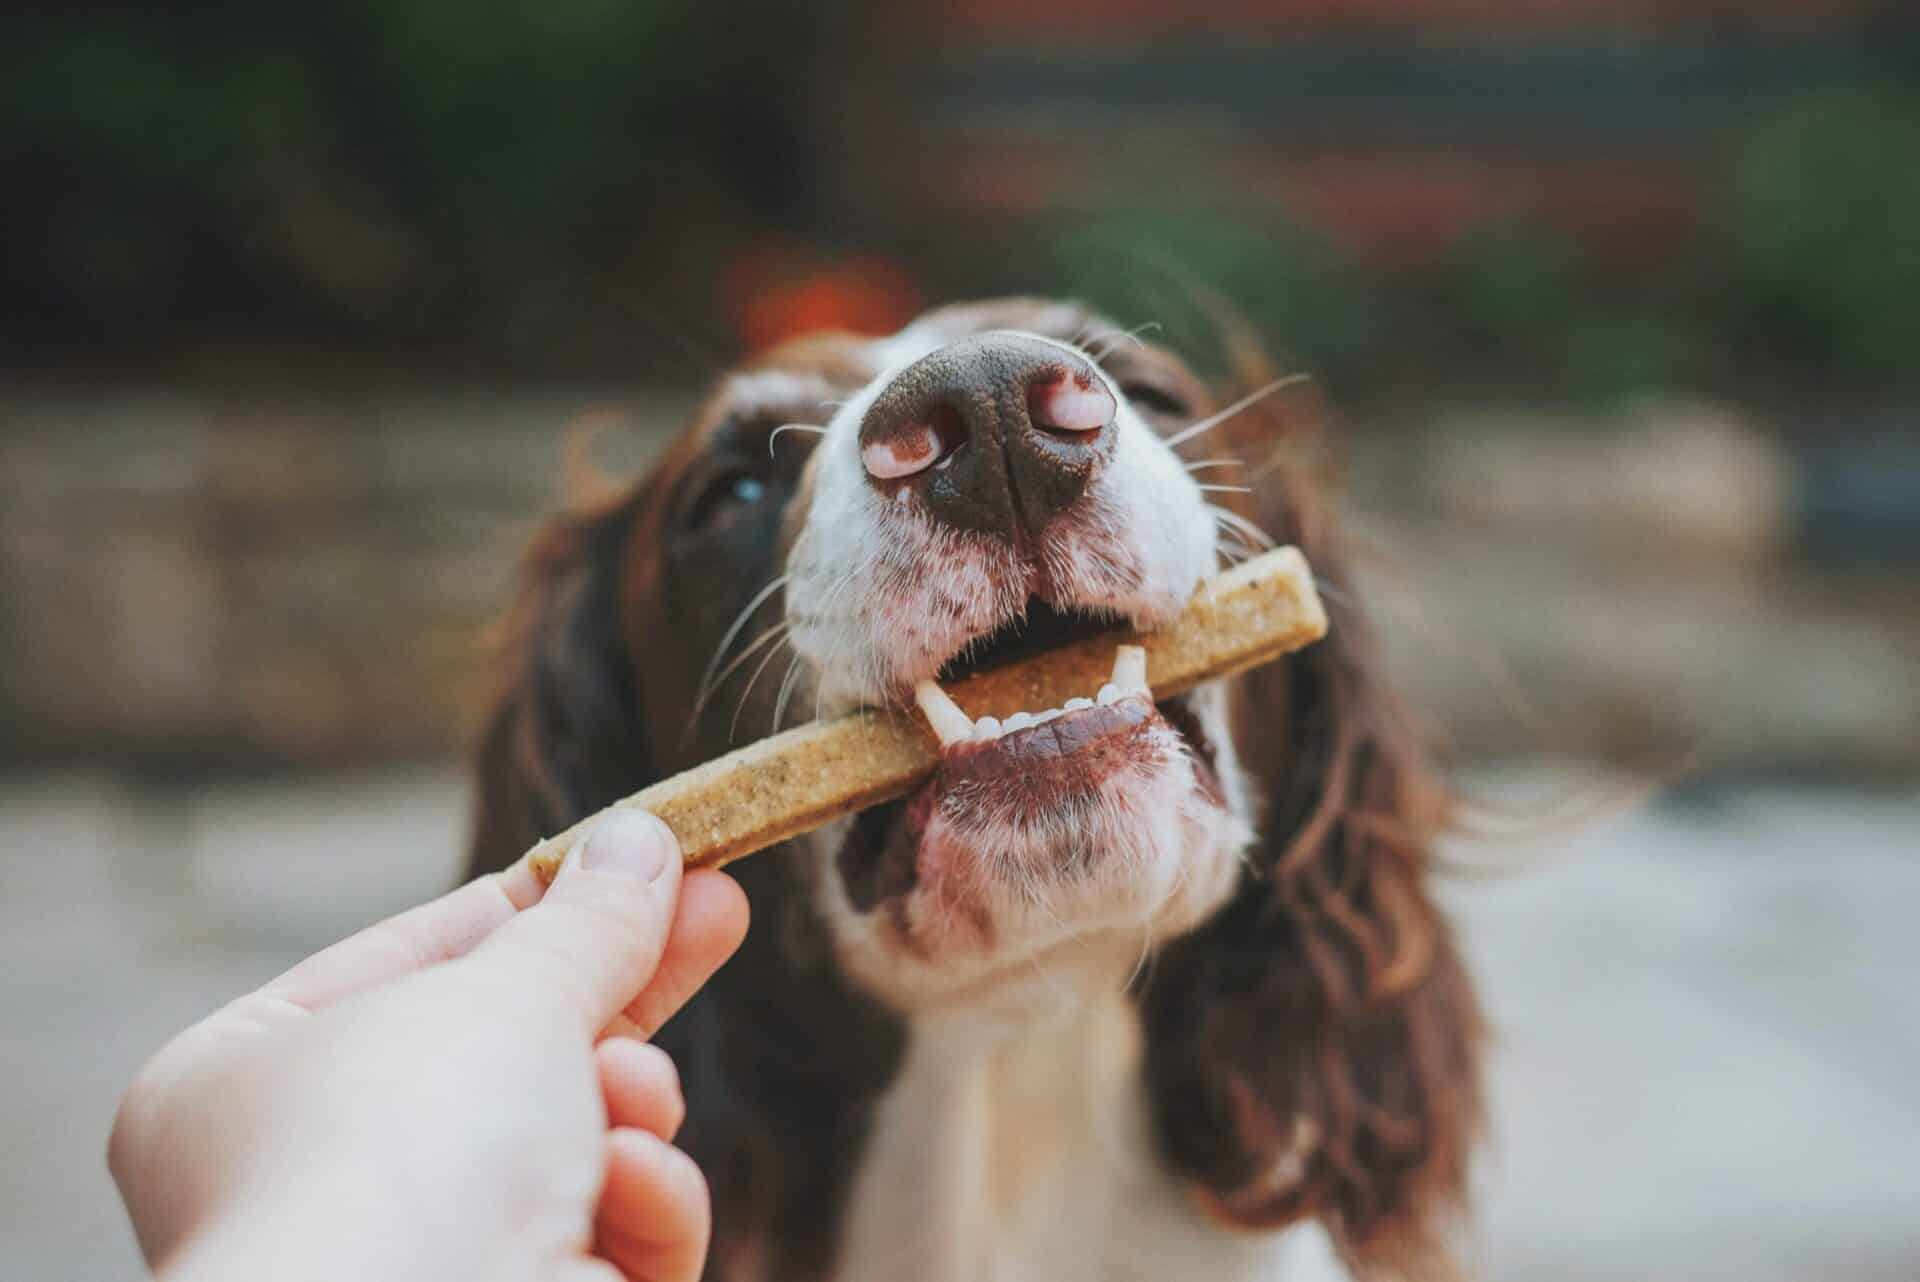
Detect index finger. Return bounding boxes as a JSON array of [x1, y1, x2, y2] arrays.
[[259, 855, 548, 1012]]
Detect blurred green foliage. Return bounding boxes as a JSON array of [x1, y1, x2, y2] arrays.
[[1445, 221, 1703, 409], [2, 3, 828, 361], [1723, 90, 1920, 383], [1043, 87, 1920, 408], [1052, 206, 1711, 410], [1447, 222, 1583, 353]]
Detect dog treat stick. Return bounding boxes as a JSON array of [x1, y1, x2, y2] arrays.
[[526, 545, 1326, 882]]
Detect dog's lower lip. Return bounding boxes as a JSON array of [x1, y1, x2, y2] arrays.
[[938, 695, 1155, 786], [835, 686, 1219, 906]]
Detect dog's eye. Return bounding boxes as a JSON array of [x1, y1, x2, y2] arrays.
[[1120, 380, 1190, 419], [684, 467, 768, 533]]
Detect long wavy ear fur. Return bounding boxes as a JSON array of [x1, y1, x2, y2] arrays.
[[465, 486, 657, 880], [1137, 335, 1483, 1279]]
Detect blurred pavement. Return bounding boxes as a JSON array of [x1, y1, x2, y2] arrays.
[[3, 765, 1916, 1280]]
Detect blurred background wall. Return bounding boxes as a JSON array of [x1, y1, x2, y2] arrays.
[[4, 0, 1916, 775], [3, 4, 1917, 1280]]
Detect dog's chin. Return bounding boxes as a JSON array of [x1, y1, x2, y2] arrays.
[[819, 687, 1252, 1011]]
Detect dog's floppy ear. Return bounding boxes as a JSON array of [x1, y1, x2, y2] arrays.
[[465, 483, 659, 880], [1137, 355, 1482, 1279]]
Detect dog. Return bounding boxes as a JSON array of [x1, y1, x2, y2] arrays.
[[466, 298, 1482, 1282]]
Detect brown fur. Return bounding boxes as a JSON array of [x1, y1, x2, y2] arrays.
[[1136, 336, 1482, 1279]]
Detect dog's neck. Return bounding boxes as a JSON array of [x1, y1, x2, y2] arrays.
[[833, 948, 1343, 1282], [837, 948, 1150, 1282]]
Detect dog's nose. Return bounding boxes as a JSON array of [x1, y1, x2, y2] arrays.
[[858, 332, 1117, 537]]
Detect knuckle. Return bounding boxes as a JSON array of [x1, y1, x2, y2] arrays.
[[546, 883, 663, 941]]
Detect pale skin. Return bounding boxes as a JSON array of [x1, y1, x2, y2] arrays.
[[108, 810, 750, 1282]]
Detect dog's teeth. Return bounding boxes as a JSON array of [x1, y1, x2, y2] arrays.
[[1034, 708, 1062, 725], [1096, 683, 1123, 706], [1005, 711, 1034, 731], [1064, 696, 1093, 711], [915, 680, 974, 747], [1111, 644, 1149, 694], [973, 716, 1002, 741]]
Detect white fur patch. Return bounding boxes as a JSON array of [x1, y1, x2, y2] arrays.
[[834, 979, 1348, 1282], [816, 684, 1250, 1009]]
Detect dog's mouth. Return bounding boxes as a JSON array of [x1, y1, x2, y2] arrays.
[[933, 597, 1124, 685], [836, 598, 1225, 918], [912, 596, 1219, 795], [916, 635, 1162, 769], [916, 595, 1214, 776]]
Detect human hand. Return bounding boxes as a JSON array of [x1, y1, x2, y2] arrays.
[[108, 810, 748, 1282]]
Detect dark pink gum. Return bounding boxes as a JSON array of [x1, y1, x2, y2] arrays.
[[937, 696, 1157, 789]]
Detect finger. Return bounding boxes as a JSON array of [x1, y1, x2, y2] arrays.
[[597, 1040, 684, 1140], [612, 871, 749, 1039], [594, 1130, 710, 1282], [461, 810, 683, 1034], [260, 871, 524, 1011]]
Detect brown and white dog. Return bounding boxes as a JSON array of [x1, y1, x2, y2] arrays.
[[467, 299, 1482, 1282]]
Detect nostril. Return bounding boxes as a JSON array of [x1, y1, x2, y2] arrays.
[[861, 405, 969, 480], [1029, 373, 1115, 436], [861, 424, 937, 480]]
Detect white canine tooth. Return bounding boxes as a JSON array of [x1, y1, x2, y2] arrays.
[[1111, 644, 1148, 694], [915, 679, 974, 747], [1004, 711, 1034, 731], [1096, 683, 1122, 706], [1034, 708, 1062, 725], [1064, 697, 1093, 711], [973, 716, 1002, 741]]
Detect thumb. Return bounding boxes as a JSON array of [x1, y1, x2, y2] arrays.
[[463, 809, 683, 1034]]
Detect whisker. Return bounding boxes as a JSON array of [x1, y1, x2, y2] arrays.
[[688, 622, 791, 727], [1164, 374, 1311, 450], [1182, 458, 1244, 474], [1086, 320, 1161, 363], [1194, 483, 1253, 494], [1213, 521, 1261, 562], [1214, 517, 1258, 546], [768, 423, 828, 456], [812, 571, 859, 724], [729, 630, 791, 743], [1213, 514, 1274, 551], [1210, 505, 1276, 549], [695, 574, 790, 724], [771, 650, 806, 732]]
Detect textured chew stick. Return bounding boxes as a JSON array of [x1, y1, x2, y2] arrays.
[[526, 545, 1326, 883]]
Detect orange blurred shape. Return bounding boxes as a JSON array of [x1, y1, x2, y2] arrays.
[[728, 247, 922, 353]]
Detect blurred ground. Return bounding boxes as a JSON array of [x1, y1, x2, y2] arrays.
[[4, 765, 1916, 1281]]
